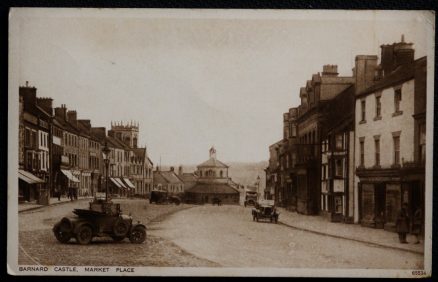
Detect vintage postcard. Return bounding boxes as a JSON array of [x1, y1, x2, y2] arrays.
[[8, 8, 434, 277]]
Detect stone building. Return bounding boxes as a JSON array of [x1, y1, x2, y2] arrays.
[[265, 140, 281, 203], [131, 148, 154, 196], [320, 85, 356, 223], [185, 147, 240, 204], [354, 38, 427, 231], [178, 166, 199, 192], [18, 82, 51, 204], [54, 105, 81, 197], [153, 167, 184, 195], [294, 65, 355, 215]]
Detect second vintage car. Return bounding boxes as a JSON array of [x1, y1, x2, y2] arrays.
[[251, 200, 279, 223]]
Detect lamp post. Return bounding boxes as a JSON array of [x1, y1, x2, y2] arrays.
[[102, 142, 111, 202]]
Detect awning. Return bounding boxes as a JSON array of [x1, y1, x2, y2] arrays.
[[110, 178, 122, 188], [114, 178, 128, 189], [18, 169, 45, 184], [60, 169, 80, 183], [122, 178, 135, 189]]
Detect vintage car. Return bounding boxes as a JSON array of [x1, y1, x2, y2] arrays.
[[149, 190, 181, 205], [52, 198, 147, 245], [244, 191, 258, 207], [251, 200, 279, 223]]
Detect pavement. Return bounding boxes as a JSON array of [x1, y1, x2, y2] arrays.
[[18, 197, 93, 213], [277, 207, 424, 254]]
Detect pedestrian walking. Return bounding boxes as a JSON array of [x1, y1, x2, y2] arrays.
[[396, 203, 410, 244], [55, 185, 61, 201], [412, 206, 422, 244]]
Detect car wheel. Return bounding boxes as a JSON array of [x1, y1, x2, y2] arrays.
[[111, 235, 125, 242], [53, 224, 72, 243], [129, 226, 146, 244], [113, 218, 130, 237], [76, 225, 93, 245]]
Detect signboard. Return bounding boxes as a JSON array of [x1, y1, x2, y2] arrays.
[[53, 136, 61, 146]]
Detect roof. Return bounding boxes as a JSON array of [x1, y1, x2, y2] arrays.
[[186, 183, 240, 194], [153, 170, 184, 184], [197, 157, 229, 168], [357, 58, 425, 97], [180, 173, 198, 183], [54, 116, 80, 135]]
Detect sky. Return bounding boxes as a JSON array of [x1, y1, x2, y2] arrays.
[[11, 9, 433, 165]]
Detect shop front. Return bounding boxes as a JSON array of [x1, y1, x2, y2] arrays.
[[357, 166, 424, 232]]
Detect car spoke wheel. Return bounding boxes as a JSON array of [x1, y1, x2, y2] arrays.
[[129, 226, 146, 244], [113, 218, 130, 237], [53, 224, 72, 243], [76, 225, 93, 245]]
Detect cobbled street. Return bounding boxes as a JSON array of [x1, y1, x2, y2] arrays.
[[19, 199, 423, 269], [18, 199, 218, 267]]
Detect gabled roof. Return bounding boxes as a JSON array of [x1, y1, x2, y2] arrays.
[[54, 116, 80, 135], [186, 184, 239, 194], [180, 173, 198, 183], [197, 157, 229, 168], [153, 171, 183, 184]]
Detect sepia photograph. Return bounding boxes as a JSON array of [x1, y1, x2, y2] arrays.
[[7, 8, 434, 277]]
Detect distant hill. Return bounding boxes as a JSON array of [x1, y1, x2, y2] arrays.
[[161, 161, 268, 192]]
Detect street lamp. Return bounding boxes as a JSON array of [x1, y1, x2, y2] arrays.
[[102, 142, 111, 202]]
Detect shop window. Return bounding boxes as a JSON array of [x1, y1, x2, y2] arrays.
[[361, 184, 375, 222], [385, 184, 401, 224], [334, 196, 343, 214]]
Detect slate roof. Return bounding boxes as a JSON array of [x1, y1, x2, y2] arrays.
[[197, 157, 229, 168], [357, 57, 426, 97], [186, 183, 240, 194], [180, 173, 198, 183], [153, 171, 183, 184]]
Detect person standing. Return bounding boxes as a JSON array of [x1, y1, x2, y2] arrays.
[[412, 206, 422, 244], [396, 203, 410, 244]]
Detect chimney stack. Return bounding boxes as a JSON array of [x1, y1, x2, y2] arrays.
[[37, 97, 54, 115], [321, 65, 339, 77], [354, 55, 378, 95], [67, 110, 77, 126], [178, 165, 183, 176], [54, 104, 68, 121]]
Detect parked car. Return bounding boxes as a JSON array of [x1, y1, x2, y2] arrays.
[[244, 191, 258, 207], [149, 190, 181, 205], [52, 198, 146, 245], [251, 200, 279, 223]]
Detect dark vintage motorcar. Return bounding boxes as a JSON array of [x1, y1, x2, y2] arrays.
[[244, 191, 258, 207], [251, 200, 279, 223], [52, 198, 147, 245], [212, 197, 222, 206], [149, 190, 181, 205]]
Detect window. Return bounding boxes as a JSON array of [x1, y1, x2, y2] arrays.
[[394, 88, 402, 113], [335, 159, 343, 177], [419, 123, 426, 163], [361, 100, 366, 122], [359, 138, 365, 167], [375, 96, 381, 118], [393, 135, 400, 165], [336, 134, 343, 150], [291, 124, 297, 137], [374, 138, 380, 166]]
